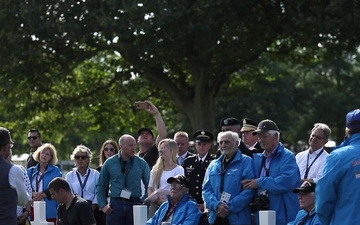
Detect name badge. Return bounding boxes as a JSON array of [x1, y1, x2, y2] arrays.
[[220, 192, 231, 203], [120, 189, 132, 199]]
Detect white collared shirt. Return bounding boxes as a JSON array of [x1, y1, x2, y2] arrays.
[[65, 167, 100, 204], [198, 153, 208, 162], [296, 148, 329, 183]]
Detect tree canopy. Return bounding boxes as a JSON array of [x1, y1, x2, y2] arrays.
[[1, 0, 360, 159]]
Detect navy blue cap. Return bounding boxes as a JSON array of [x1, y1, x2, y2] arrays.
[[220, 117, 240, 127], [193, 130, 214, 143], [346, 109, 360, 129]]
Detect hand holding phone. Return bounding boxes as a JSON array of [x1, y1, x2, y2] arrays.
[[134, 101, 149, 110]]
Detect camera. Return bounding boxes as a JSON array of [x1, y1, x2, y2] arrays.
[[250, 194, 270, 213]]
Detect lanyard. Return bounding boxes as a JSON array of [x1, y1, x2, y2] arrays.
[[304, 149, 324, 179], [298, 211, 316, 225], [119, 157, 134, 188], [261, 146, 279, 177], [36, 172, 45, 192], [162, 201, 178, 222], [75, 168, 91, 198], [220, 156, 233, 193]]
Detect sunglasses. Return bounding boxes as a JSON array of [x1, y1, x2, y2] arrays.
[[9, 141, 14, 149], [104, 147, 115, 152], [28, 136, 38, 140], [74, 155, 89, 160]]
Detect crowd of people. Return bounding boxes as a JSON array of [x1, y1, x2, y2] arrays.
[[1, 102, 360, 225]]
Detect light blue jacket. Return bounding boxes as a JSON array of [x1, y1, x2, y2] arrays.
[[316, 133, 360, 225], [28, 164, 62, 219], [203, 150, 256, 225], [253, 143, 301, 225], [146, 194, 201, 225], [287, 209, 322, 225]]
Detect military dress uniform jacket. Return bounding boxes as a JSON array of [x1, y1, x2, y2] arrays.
[[182, 154, 215, 204], [249, 142, 264, 154]]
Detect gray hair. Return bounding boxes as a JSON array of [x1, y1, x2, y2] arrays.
[[268, 130, 280, 140], [219, 131, 240, 146], [312, 123, 331, 139], [71, 144, 92, 160]]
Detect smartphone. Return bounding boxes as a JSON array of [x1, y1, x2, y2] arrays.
[[134, 101, 149, 110]]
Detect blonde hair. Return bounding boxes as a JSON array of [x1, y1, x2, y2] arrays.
[[173, 131, 189, 140], [33, 143, 58, 165], [151, 139, 178, 189]]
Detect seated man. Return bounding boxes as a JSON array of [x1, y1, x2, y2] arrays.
[[147, 175, 201, 225], [288, 181, 321, 225]]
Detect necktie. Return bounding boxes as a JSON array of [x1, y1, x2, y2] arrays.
[[178, 156, 184, 165], [199, 159, 203, 165]]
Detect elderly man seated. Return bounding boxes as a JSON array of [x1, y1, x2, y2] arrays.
[[288, 181, 322, 225], [146, 175, 201, 225]]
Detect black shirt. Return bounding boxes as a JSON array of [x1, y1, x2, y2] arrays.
[[139, 144, 158, 168], [26, 152, 38, 169], [57, 195, 95, 225]]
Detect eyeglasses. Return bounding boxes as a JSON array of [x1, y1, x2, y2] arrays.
[[28, 136, 38, 140], [9, 141, 14, 149], [104, 147, 115, 152], [74, 155, 89, 160], [170, 183, 185, 189]]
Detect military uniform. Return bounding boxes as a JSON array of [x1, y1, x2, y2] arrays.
[[250, 142, 264, 154], [183, 153, 215, 204], [242, 118, 264, 154], [184, 130, 215, 204]]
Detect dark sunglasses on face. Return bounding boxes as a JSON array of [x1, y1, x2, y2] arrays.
[[104, 147, 115, 152], [74, 155, 89, 160], [28, 136, 38, 140]]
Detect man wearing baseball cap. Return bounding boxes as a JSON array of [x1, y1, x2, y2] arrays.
[[316, 109, 360, 225], [146, 175, 201, 225], [289, 181, 321, 225], [137, 101, 168, 168], [242, 119, 301, 225]]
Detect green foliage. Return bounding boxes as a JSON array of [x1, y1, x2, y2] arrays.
[[1, 0, 360, 160]]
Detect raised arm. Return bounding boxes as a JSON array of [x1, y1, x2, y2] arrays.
[[145, 101, 167, 146]]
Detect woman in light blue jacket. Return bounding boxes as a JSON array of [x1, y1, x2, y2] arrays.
[[28, 143, 62, 224]]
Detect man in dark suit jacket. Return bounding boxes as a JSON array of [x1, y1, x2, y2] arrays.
[[174, 131, 194, 166], [183, 130, 215, 212]]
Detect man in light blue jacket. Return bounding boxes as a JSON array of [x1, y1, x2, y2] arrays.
[[316, 109, 360, 225], [288, 181, 322, 225], [242, 119, 301, 225], [203, 131, 256, 225]]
